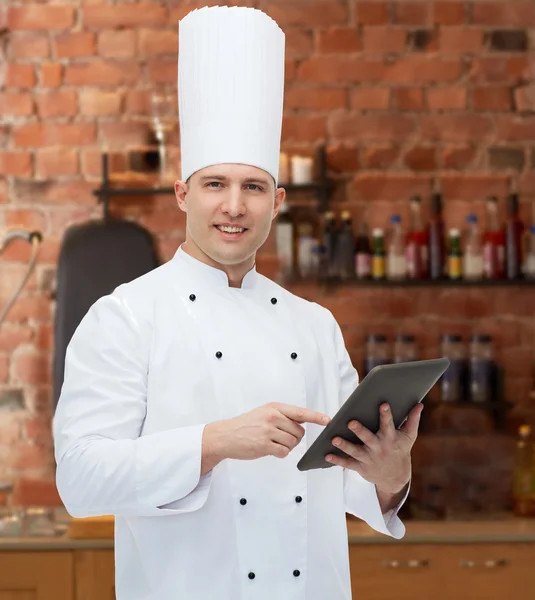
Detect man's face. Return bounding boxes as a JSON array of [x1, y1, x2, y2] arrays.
[[175, 163, 285, 271]]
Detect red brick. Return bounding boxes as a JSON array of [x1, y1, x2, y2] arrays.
[[146, 60, 176, 84], [0, 92, 34, 117], [12, 352, 49, 385], [384, 56, 462, 83], [168, 0, 257, 21], [298, 57, 384, 83], [83, 3, 167, 29], [35, 90, 77, 119], [394, 2, 432, 25], [404, 146, 437, 171], [441, 146, 477, 170], [263, 1, 348, 27], [434, 2, 465, 25], [5, 64, 35, 88], [285, 86, 347, 111], [81, 150, 128, 180], [470, 57, 530, 84], [34, 323, 53, 352], [36, 148, 79, 178], [472, 87, 512, 111], [285, 29, 314, 57], [138, 29, 178, 57], [394, 87, 425, 110], [495, 116, 535, 142], [355, 2, 389, 25], [79, 89, 123, 116], [0, 152, 32, 177], [440, 174, 510, 200], [352, 173, 433, 200], [329, 113, 414, 141], [38, 63, 62, 88], [364, 145, 400, 169], [14, 181, 94, 209], [0, 355, 8, 383], [427, 87, 467, 110], [100, 122, 150, 147], [8, 6, 75, 31], [472, 2, 535, 27], [12, 478, 61, 507], [12, 444, 52, 472], [54, 32, 96, 59], [282, 115, 326, 142], [317, 28, 361, 54], [65, 61, 141, 86], [24, 415, 52, 446], [420, 115, 493, 141], [13, 123, 96, 148], [0, 324, 33, 352], [439, 28, 484, 53], [98, 30, 137, 59], [363, 27, 407, 53], [125, 90, 151, 115], [350, 87, 390, 110], [326, 145, 359, 173], [286, 59, 297, 83], [9, 33, 49, 59], [4, 207, 47, 235], [514, 84, 535, 113]]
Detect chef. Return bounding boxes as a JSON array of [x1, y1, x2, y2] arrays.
[[53, 6, 422, 600]]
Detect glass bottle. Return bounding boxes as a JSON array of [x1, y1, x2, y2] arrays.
[[463, 214, 483, 280], [505, 193, 525, 280], [387, 214, 406, 281], [428, 192, 446, 280], [523, 224, 535, 280], [297, 222, 315, 280], [321, 211, 338, 280], [447, 229, 462, 280], [355, 222, 372, 280], [440, 334, 465, 403], [336, 210, 356, 281], [406, 196, 429, 280], [371, 228, 386, 281], [482, 196, 505, 280], [275, 202, 294, 282], [468, 334, 494, 404], [513, 424, 535, 517], [394, 334, 417, 363], [364, 334, 389, 377]]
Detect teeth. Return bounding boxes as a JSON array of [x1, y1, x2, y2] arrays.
[[217, 226, 245, 233]]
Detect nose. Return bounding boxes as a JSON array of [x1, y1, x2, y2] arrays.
[[220, 184, 246, 218]]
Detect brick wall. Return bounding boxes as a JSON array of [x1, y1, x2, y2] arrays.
[[1, 0, 534, 512]]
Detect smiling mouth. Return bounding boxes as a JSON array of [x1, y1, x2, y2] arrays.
[[214, 225, 248, 233]]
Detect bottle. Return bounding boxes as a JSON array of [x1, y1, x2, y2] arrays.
[[386, 215, 406, 281], [513, 424, 535, 517], [428, 192, 445, 280], [505, 193, 525, 280], [275, 202, 294, 282], [406, 196, 429, 280], [482, 196, 505, 279], [440, 334, 465, 403], [355, 222, 372, 280], [321, 211, 338, 280], [364, 334, 389, 376], [297, 222, 315, 279], [463, 214, 483, 280], [447, 229, 462, 280], [371, 229, 386, 280], [336, 211, 356, 281], [468, 334, 494, 404], [523, 224, 535, 279], [394, 334, 417, 363]]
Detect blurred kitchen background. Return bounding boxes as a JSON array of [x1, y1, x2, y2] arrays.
[[1, 0, 535, 598]]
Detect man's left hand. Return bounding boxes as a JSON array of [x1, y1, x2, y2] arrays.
[[325, 402, 423, 495]]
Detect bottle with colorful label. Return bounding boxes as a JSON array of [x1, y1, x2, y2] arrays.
[[447, 228, 462, 280], [372, 228, 386, 280]]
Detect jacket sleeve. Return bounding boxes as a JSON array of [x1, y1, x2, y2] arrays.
[[53, 292, 212, 519], [331, 314, 408, 540]]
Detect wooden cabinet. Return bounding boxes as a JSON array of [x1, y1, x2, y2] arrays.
[[0, 552, 73, 600], [349, 542, 535, 600], [74, 551, 115, 600]]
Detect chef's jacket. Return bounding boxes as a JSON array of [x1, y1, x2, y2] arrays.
[[53, 244, 407, 600]]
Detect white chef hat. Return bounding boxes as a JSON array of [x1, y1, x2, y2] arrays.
[[178, 6, 285, 185]]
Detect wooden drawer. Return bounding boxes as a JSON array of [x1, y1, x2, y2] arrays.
[[349, 543, 535, 600]]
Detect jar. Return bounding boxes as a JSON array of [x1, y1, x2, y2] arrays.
[[469, 334, 494, 404], [394, 334, 417, 363], [440, 334, 465, 403], [364, 334, 389, 377], [24, 507, 56, 537]]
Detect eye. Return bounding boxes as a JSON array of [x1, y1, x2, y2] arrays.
[[245, 184, 263, 192], [207, 181, 223, 188]]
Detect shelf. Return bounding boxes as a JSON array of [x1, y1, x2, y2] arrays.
[[301, 277, 535, 288]]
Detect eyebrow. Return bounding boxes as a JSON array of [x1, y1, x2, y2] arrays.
[[199, 175, 271, 187]]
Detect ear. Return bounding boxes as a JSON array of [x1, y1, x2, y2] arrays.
[[272, 187, 286, 221], [175, 180, 188, 213]]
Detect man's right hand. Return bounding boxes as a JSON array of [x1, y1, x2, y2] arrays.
[[201, 403, 331, 474]]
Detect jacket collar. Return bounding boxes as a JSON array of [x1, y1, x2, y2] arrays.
[[173, 243, 259, 290]]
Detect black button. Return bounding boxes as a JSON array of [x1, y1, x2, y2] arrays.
[[293, 570, 300, 577], [291, 352, 298, 360], [189, 294, 196, 302], [215, 351, 222, 359], [271, 297, 277, 305], [295, 496, 302, 503], [240, 498, 247, 505], [248, 572, 255, 580]]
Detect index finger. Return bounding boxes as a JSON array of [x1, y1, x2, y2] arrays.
[[277, 404, 331, 426]]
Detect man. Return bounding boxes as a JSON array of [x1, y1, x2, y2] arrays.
[[53, 6, 422, 600]]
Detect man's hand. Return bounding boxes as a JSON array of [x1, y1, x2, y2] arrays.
[[325, 402, 423, 496], [201, 403, 330, 473]]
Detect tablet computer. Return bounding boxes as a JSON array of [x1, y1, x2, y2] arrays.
[[296, 357, 449, 472]]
